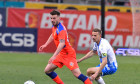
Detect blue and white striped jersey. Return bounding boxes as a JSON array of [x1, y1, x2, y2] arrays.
[[93, 38, 118, 68]]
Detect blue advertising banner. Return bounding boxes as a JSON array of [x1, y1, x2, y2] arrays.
[[6, 1, 24, 8], [0, 1, 4, 7], [116, 48, 140, 56], [0, 8, 6, 28], [0, 1, 24, 8], [0, 28, 37, 52]]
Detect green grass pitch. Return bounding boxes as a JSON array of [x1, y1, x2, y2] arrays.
[[0, 52, 140, 84]]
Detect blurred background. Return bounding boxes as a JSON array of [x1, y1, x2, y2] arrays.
[[0, 0, 140, 84], [1, 0, 139, 56]]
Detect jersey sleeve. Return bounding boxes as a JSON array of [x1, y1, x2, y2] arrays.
[[58, 30, 66, 40], [93, 42, 97, 51]]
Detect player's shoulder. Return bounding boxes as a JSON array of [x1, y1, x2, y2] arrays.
[[56, 23, 67, 34], [100, 38, 110, 47], [101, 38, 109, 44], [58, 23, 66, 30]]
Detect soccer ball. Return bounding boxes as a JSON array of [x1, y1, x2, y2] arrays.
[[24, 80, 35, 84]]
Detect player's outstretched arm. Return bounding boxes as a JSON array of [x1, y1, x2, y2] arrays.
[[39, 34, 53, 51], [91, 56, 107, 80], [77, 50, 96, 63], [48, 39, 65, 64]]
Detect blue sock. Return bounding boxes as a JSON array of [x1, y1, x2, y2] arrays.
[[46, 71, 57, 79], [78, 74, 88, 82]]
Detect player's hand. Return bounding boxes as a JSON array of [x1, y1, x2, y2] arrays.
[[48, 56, 56, 64], [39, 45, 46, 51], [90, 73, 98, 80], [77, 59, 81, 63]]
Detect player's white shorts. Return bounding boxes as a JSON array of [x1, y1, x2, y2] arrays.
[[96, 62, 117, 76]]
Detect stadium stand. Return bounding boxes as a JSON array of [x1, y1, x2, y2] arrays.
[[0, 0, 131, 12], [4, 0, 130, 6]]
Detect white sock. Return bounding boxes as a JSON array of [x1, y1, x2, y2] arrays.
[[88, 76, 93, 84], [96, 77, 105, 84]]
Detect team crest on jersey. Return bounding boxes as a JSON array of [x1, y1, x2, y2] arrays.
[[70, 62, 74, 68]]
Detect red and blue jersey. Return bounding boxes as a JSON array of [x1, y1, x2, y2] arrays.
[[52, 22, 75, 55]]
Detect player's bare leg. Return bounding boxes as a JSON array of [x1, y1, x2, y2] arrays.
[[44, 63, 58, 73], [87, 67, 105, 84], [71, 68, 92, 84], [44, 63, 64, 84]]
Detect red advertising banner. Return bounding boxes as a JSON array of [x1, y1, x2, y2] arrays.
[[7, 8, 132, 32], [37, 28, 93, 54], [38, 28, 140, 54], [7, 8, 137, 54]]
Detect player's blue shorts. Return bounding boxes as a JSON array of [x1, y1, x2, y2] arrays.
[[96, 62, 117, 76]]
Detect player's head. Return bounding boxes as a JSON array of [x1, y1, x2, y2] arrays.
[[50, 10, 60, 26], [92, 28, 102, 44]]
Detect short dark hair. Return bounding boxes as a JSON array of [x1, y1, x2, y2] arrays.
[[92, 28, 102, 35], [50, 10, 60, 16]]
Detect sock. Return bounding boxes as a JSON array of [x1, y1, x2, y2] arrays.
[[96, 77, 105, 84], [46, 71, 64, 84], [88, 76, 93, 84], [78, 74, 92, 84]]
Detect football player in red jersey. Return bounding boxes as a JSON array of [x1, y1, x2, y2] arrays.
[[39, 10, 92, 84]]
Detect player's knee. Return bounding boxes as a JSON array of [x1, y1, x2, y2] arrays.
[[73, 72, 81, 78], [87, 68, 92, 73], [87, 68, 95, 76], [71, 68, 81, 78]]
